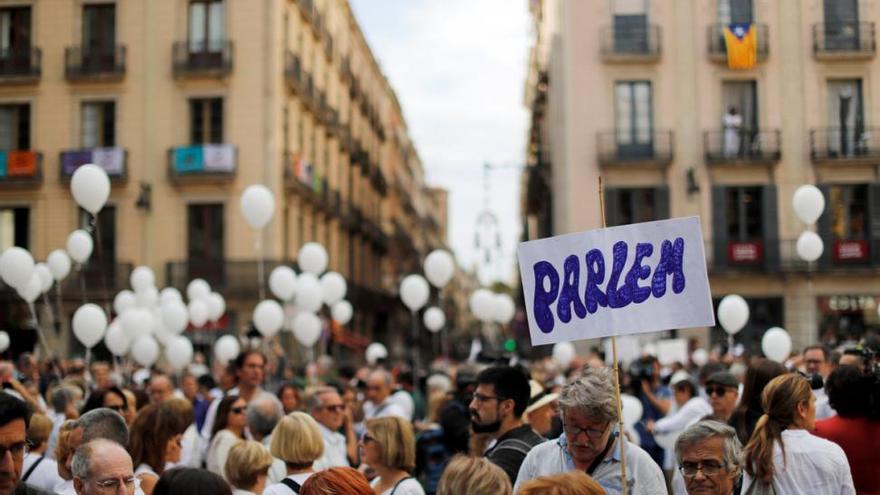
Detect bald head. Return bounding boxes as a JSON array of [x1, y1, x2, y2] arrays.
[[72, 440, 134, 495], [148, 375, 173, 404], [366, 369, 393, 404]]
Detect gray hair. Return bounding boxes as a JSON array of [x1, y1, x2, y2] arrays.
[[71, 439, 127, 479], [73, 408, 129, 447], [246, 395, 284, 438], [368, 369, 393, 387], [558, 366, 618, 424], [305, 387, 339, 412], [675, 420, 742, 474], [50, 386, 77, 413]]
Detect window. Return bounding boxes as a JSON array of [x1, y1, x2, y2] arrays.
[[189, 98, 223, 144], [827, 79, 864, 156], [0, 7, 31, 53], [82, 4, 115, 55], [82, 101, 115, 148], [825, 184, 869, 263], [726, 187, 763, 240], [0, 207, 28, 251], [187, 204, 224, 285], [614, 81, 653, 158], [720, 81, 758, 157], [78, 206, 116, 281], [189, 0, 224, 53], [718, 0, 753, 24], [613, 0, 648, 53], [606, 187, 669, 227], [823, 0, 860, 50], [0, 104, 29, 150]]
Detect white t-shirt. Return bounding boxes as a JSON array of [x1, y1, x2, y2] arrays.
[[262, 473, 314, 495], [21, 453, 62, 492], [370, 477, 425, 495], [362, 400, 408, 421], [206, 429, 243, 478], [389, 390, 415, 420], [313, 423, 349, 471]]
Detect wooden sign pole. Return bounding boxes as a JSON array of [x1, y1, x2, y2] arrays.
[[598, 176, 628, 494]]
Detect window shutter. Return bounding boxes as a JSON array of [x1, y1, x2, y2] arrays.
[[654, 185, 670, 220], [102, 101, 115, 147], [604, 187, 620, 227], [17, 104, 29, 150], [867, 183, 880, 267], [761, 185, 779, 272], [816, 184, 832, 269], [712, 185, 728, 270]]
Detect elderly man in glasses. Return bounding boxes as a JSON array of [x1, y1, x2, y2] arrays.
[[305, 387, 354, 470], [514, 366, 666, 495], [674, 421, 743, 495], [71, 440, 136, 495]]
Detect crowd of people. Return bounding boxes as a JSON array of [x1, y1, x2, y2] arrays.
[[0, 335, 878, 495]]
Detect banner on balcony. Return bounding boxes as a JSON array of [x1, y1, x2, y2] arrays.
[[517, 216, 715, 346], [174, 145, 235, 174], [724, 23, 757, 70], [0, 151, 37, 178], [62, 148, 124, 177]]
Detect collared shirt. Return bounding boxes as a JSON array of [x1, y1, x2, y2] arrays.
[[514, 434, 667, 495], [313, 423, 349, 471], [742, 429, 855, 495]]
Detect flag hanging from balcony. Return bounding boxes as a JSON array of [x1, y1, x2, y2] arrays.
[[723, 23, 757, 70]]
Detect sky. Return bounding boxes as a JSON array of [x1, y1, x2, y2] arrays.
[[349, 0, 532, 286]]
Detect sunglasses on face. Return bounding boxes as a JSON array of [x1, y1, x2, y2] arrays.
[[706, 386, 733, 397], [324, 404, 345, 412], [230, 407, 246, 414]]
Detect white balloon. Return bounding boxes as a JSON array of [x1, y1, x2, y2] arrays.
[[113, 290, 136, 315], [104, 320, 130, 356], [159, 287, 183, 305], [66, 230, 93, 264], [691, 348, 709, 367], [295, 273, 323, 313], [792, 184, 825, 225], [17, 274, 41, 303], [469, 289, 496, 322], [47, 250, 72, 281], [0, 331, 8, 352], [131, 335, 160, 366], [424, 250, 455, 288], [70, 164, 110, 215], [298, 242, 328, 275], [552, 341, 576, 368], [269, 266, 298, 301], [400, 274, 430, 311], [240, 184, 276, 229], [253, 300, 284, 337], [34, 263, 53, 293], [365, 342, 388, 365], [165, 336, 194, 371], [493, 293, 516, 324], [331, 300, 353, 325], [320, 272, 347, 305], [72, 303, 107, 348], [186, 279, 211, 302], [162, 301, 189, 334], [0, 247, 35, 289], [796, 231, 824, 262], [214, 335, 241, 362], [423, 307, 446, 333], [135, 287, 159, 308], [293, 312, 322, 348], [120, 308, 153, 340], [188, 300, 209, 328], [762, 327, 792, 362], [717, 295, 749, 335], [130, 266, 156, 292], [620, 394, 644, 427], [207, 292, 226, 322]]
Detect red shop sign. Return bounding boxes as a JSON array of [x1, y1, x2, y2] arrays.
[[728, 241, 763, 263], [833, 239, 868, 262]]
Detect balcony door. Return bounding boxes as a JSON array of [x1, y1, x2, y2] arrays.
[[0, 7, 32, 72], [827, 79, 864, 157], [613, 0, 648, 54], [188, 0, 224, 67], [0, 104, 29, 151], [82, 4, 116, 69], [78, 207, 116, 288], [614, 81, 653, 159], [0, 207, 28, 252], [712, 185, 779, 270], [721, 81, 757, 156], [188, 204, 224, 287], [718, 0, 753, 24], [82, 101, 115, 148], [823, 0, 860, 50]]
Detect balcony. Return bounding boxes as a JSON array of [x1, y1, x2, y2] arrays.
[[60, 148, 127, 184], [810, 127, 880, 164], [284, 51, 307, 94], [0, 151, 42, 188], [340, 56, 353, 84], [706, 239, 779, 273], [283, 152, 321, 204], [168, 144, 236, 184], [65, 45, 125, 81], [707, 23, 769, 64], [323, 32, 334, 61], [704, 129, 781, 165], [813, 22, 876, 60], [600, 24, 661, 63], [597, 130, 674, 167], [706, 238, 880, 274], [0, 47, 41, 84], [166, 259, 291, 298], [61, 262, 133, 294], [173, 41, 233, 79]]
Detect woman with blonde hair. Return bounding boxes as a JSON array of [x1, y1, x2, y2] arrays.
[[742, 373, 854, 494], [436, 455, 511, 495], [129, 399, 194, 494], [51, 420, 77, 493], [264, 412, 325, 494], [225, 440, 274, 495], [21, 413, 63, 492], [516, 471, 605, 495], [361, 416, 424, 495]]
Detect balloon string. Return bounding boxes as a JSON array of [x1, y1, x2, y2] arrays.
[[256, 235, 266, 301], [79, 264, 87, 305]]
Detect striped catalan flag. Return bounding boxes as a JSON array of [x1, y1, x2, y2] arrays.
[[723, 23, 758, 70]]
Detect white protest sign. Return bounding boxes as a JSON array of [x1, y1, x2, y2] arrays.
[[517, 216, 715, 346]]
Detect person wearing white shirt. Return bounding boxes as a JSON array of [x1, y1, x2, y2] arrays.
[[20, 413, 63, 492], [362, 370, 408, 422], [650, 371, 712, 439], [262, 413, 324, 495], [742, 373, 855, 495], [304, 387, 350, 470]]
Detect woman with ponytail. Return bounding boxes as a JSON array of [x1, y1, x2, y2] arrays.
[[742, 373, 855, 494]]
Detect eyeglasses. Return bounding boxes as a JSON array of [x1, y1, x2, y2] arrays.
[[706, 386, 733, 397], [324, 404, 345, 412], [0, 441, 28, 460], [679, 461, 726, 477], [89, 476, 137, 492], [563, 422, 609, 440], [472, 393, 504, 403], [230, 407, 246, 414]]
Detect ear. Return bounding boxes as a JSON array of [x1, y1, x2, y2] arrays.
[[73, 477, 85, 495]]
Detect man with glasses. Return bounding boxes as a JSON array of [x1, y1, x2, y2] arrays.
[[514, 366, 666, 494], [307, 387, 353, 470], [362, 370, 407, 421], [0, 394, 51, 494], [469, 366, 543, 484], [674, 420, 743, 495], [704, 372, 740, 422], [71, 440, 136, 495]]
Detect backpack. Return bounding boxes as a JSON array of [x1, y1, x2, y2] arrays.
[[415, 428, 453, 495]]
